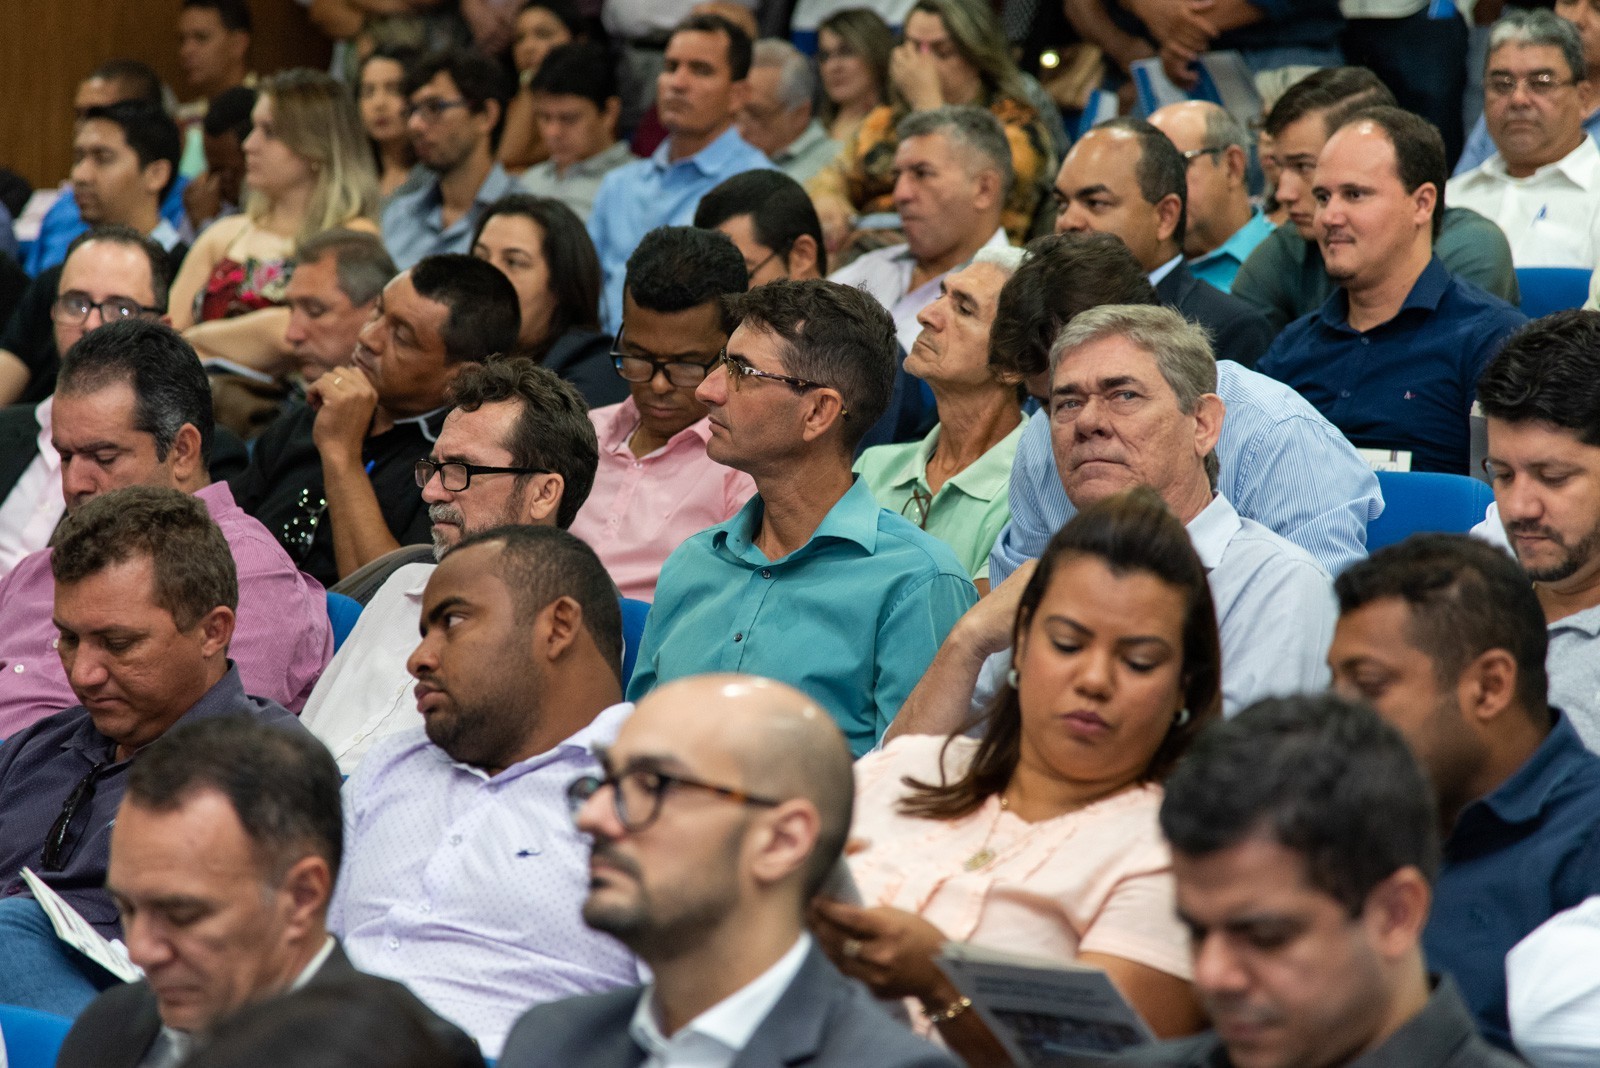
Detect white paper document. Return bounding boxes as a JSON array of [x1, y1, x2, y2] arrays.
[[20, 867, 141, 983]]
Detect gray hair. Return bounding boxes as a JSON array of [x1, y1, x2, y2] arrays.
[[752, 39, 816, 112], [294, 228, 396, 307], [1050, 304, 1219, 484], [896, 104, 1016, 202], [971, 245, 1026, 274], [1201, 104, 1251, 153], [1488, 9, 1586, 82]]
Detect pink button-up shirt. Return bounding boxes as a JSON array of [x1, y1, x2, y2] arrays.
[[568, 397, 755, 601], [0, 480, 334, 738]]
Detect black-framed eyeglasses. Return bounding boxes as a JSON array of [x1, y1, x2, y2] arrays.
[[744, 248, 781, 284], [1180, 146, 1227, 167], [41, 758, 111, 872], [716, 350, 848, 416], [1485, 72, 1577, 97], [610, 329, 718, 388], [415, 458, 553, 493], [901, 485, 933, 529], [567, 750, 782, 832], [280, 486, 328, 566], [51, 292, 163, 325], [403, 98, 470, 122]]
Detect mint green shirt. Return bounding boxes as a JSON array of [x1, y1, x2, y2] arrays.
[[854, 422, 1024, 583], [626, 477, 977, 756]]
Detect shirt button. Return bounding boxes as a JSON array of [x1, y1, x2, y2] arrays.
[[1360, 337, 1370, 345], [50, 638, 58, 650], [1339, 390, 1352, 399], [449, 834, 462, 845], [11, 664, 21, 673], [387, 937, 400, 950], [421, 902, 432, 913], [734, 632, 743, 642], [761, 568, 772, 579]]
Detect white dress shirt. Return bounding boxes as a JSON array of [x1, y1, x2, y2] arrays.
[[0, 397, 62, 579], [628, 934, 813, 1068], [1447, 137, 1600, 268], [828, 228, 1010, 355], [329, 706, 640, 1058]]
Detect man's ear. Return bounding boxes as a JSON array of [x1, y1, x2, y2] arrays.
[[1192, 392, 1224, 461], [1458, 647, 1519, 726], [142, 159, 174, 201], [477, 98, 503, 141], [785, 233, 820, 280], [168, 423, 205, 486], [535, 594, 584, 662], [603, 96, 623, 139], [197, 604, 236, 658], [1411, 182, 1437, 233], [1360, 865, 1431, 959], [797, 388, 848, 445], [277, 855, 334, 942], [1224, 144, 1248, 187], [1154, 192, 1183, 245], [520, 473, 565, 526]]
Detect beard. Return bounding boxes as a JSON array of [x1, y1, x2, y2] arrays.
[[1506, 515, 1600, 584]]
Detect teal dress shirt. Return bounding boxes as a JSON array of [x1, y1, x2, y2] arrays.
[[626, 478, 977, 756], [1188, 210, 1277, 294]]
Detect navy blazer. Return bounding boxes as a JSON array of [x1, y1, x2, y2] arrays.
[[497, 942, 959, 1068], [1157, 261, 1276, 369]]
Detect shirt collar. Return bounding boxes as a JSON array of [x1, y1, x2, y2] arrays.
[[1317, 256, 1450, 331], [773, 121, 829, 166], [1184, 493, 1239, 573], [712, 477, 882, 561], [571, 141, 634, 176], [1466, 709, 1592, 826], [629, 934, 812, 1057], [1147, 254, 1184, 288], [389, 405, 449, 443], [597, 396, 713, 457], [876, 422, 1023, 504], [1191, 210, 1272, 270], [1483, 134, 1600, 190], [474, 163, 516, 207], [288, 936, 338, 992], [148, 218, 181, 252], [1551, 601, 1600, 638], [650, 124, 751, 176]]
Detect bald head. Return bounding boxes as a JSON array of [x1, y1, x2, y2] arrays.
[[1148, 102, 1253, 260], [635, 674, 854, 897]]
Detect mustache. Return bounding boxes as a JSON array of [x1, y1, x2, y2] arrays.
[[428, 503, 462, 526], [1504, 519, 1564, 543], [589, 840, 642, 880]]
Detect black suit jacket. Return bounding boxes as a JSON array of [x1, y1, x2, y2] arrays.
[[1157, 261, 1276, 368], [56, 941, 481, 1068], [497, 943, 959, 1068]]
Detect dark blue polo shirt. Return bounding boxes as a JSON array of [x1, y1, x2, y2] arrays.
[[0, 664, 300, 938], [1257, 257, 1526, 474], [1423, 710, 1600, 1050]]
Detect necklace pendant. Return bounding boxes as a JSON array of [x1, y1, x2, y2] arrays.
[[964, 848, 995, 871]]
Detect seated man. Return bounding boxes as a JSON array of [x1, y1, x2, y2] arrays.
[[829, 106, 1011, 356], [1148, 101, 1276, 293], [517, 43, 637, 222], [627, 280, 977, 755], [568, 227, 755, 601], [0, 320, 328, 737], [229, 254, 521, 587], [854, 247, 1025, 588], [0, 101, 185, 407], [382, 49, 517, 270], [301, 359, 597, 774], [738, 40, 839, 185], [588, 13, 774, 333], [1449, 11, 1600, 268], [0, 227, 172, 574], [1258, 107, 1526, 474], [1114, 693, 1518, 1068], [57, 717, 479, 1068], [1053, 118, 1273, 366], [985, 232, 1380, 586], [1236, 67, 1520, 333], [1330, 534, 1600, 1048], [891, 304, 1335, 734], [0, 486, 300, 1015], [500, 675, 957, 1068], [330, 527, 639, 1057], [184, 228, 396, 387], [694, 167, 826, 285], [1478, 312, 1600, 750]]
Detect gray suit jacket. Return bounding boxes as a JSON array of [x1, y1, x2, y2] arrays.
[[56, 941, 481, 1068], [497, 943, 959, 1068]]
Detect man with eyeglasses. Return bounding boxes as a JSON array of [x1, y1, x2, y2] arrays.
[[0, 318, 330, 740], [0, 486, 301, 1018], [299, 358, 601, 775], [1052, 118, 1273, 368], [568, 227, 755, 602], [499, 673, 956, 1068], [627, 279, 975, 757], [1234, 67, 1520, 334], [330, 525, 639, 1058], [1148, 102, 1276, 294], [229, 254, 521, 588], [1449, 11, 1600, 269], [382, 48, 518, 271]]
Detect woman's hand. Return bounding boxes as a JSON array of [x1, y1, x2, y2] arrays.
[[809, 898, 954, 1002], [890, 42, 946, 112]]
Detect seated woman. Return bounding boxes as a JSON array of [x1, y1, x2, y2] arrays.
[[358, 46, 427, 208], [855, 246, 1024, 591], [816, 8, 895, 146], [808, 0, 1055, 253], [470, 193, 626, 407], [812, 486, 1217, 1063], [497, 0, 584, 174]]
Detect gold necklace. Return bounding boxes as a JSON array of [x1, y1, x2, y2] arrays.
[[963, 794, 1009, 871]]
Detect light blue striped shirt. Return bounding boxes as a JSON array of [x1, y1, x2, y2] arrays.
[[988, 360, 1383, 586]]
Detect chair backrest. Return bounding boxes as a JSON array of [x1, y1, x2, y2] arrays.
[[1366, 470, 1496, 553], [620, 598, 649, 688], [326, 590, 364, 652], [0, 1003, 73, 1068], [1515, 267, 1592, 320]]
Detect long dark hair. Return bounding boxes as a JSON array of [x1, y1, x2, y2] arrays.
[[899, 486, 1223, 820], [471, 193, 602, 360]]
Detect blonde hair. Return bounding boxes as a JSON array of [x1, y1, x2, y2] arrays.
[[247, 69, 379, 242], [902, 0, 1031, 108]]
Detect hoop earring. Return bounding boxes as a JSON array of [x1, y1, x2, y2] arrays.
[[1173, 708, 1191, 728], [1006, 668, 1019, 689]]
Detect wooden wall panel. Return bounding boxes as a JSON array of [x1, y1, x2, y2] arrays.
[[0, 0, 334, 190]]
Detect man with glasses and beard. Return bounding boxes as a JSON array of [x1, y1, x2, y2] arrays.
[[0, 486, 300, 1017]]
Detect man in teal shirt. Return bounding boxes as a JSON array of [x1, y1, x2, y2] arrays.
[[626, 280, 976, 755]]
